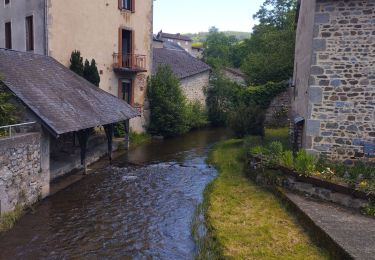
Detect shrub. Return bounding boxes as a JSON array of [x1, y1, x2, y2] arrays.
[[295, 150, 317, 176], [186, 101, 208, 129], [147, 65, 190, 137], [227, 102, 265, 138], [250, 145, 269, 156], [280, 150, 294, 169], [268, 141, 283, 166]]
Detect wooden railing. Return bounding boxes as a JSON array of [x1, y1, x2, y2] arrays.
[[113, 53, 147, 71]]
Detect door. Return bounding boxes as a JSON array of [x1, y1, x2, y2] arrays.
[[122, 30, 132, 67]]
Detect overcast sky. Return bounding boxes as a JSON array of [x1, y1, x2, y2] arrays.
[[153, 0, 265, 34]]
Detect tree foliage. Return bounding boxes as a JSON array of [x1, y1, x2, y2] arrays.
[[83, 59, 100, 87], [241, 0, 296, 85], [147, 65, 190, 137], [69, 50, 84, 76], [70, 51, 100, 87], [0, 82, 16, 127], [203, 27, 239, 69]]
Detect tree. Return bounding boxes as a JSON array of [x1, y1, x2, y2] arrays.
[[203, 27, 239, 69], [0, 82, 16, 127], [147, 65, 190, 137], [69, 50, 84, 76], [83, 59, 100, 87], [241, 0, 296, 85]]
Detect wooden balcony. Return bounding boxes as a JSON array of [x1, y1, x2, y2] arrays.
[[113, 53, 147, 73]]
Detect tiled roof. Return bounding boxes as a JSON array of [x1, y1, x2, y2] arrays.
[[0, 49, 139, 137], [159, 32, 192, 42], [153, 48, 210, 79]]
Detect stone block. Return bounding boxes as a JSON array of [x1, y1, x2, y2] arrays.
[[315, 13, 330, 24], [306, 119, 321, 136], [309, 86, 323, 103], [313, 39, 326, 52]]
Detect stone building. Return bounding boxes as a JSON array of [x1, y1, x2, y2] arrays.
[[153, 42, 211, 105], [0, 49, 139, 214], [0, 0, 153, 132], [156, 31, 193, 54], [292, 0, 375, 161]]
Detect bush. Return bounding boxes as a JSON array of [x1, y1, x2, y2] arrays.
[[69, 50, 84, 76], [268, 141, 283, 166], [0, 82, 17, 135], [280, 150, 294, 169], [147, 65, 190, 137], [295, 150, 317, 176], [227, 103, 265, 138], [186, 101, 208, 129]]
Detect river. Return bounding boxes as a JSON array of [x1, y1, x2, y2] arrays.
[[0, 128, 230, 259]]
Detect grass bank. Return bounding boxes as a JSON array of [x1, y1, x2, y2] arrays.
[[195, 137, 329, 259], [0, 205, 24, 233], [129, 131, 151, 147]]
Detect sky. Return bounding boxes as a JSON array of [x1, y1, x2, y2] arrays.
[[153, 0, 265, 34]]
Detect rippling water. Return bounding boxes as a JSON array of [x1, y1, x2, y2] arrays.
[[0, 128, 230, 259]]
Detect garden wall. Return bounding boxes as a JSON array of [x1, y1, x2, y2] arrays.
[[0, 133, 49, 214], [265, 89, 291, 127], [180, 71, 209, 106]]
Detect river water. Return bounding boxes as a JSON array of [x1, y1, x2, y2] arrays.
[[0, 128, 230, 259]]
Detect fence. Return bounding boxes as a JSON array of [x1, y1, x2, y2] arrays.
[[0, 122, 37, 138]]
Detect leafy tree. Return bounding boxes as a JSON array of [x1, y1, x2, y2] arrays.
[[205, 71, 241, 126], [241, 0, 296, 85], [69, 50, 84, 76], [0, 82, 16, 127], [147, 65, 190, 137], [203, 27, 239, 69], [83, 59, 100, 87]]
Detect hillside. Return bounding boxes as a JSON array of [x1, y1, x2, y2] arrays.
[[184, 31, 251, 43]]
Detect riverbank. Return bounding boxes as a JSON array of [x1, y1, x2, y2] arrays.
[[197, 139, 329, 259]]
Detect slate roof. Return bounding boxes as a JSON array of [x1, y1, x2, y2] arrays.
[[153, 48, 210, 79], [158, 32, 192, 42], [0, 49, 139, 137]]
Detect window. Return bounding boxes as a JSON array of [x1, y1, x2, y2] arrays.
[[5, 0, 10, 5], [119, 0, 134, 11], [120, 79, 132, 105], [25, 16, 34, 51], [5, 22, 11, 49]]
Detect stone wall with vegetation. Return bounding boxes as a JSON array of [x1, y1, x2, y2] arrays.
[[0, 133, 47, 214], [306, 0, 375, 161], [265, 90, 291, 127]]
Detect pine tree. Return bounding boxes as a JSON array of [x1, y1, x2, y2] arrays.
[[69, 50, 84, 76], [83, 59, 100, 87]]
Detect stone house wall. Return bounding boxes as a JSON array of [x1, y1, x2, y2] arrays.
[[293, 0, 375, 161], [180, 71, 210, 105], [0, 133, 49, 214]]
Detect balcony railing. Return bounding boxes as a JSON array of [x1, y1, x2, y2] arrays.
[[113, 53, 147, 71]]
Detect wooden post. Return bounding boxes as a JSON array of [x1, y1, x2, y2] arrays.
[[124, 120, 130, 150], [77, 129, 90, 174], [104, 124, 114, 164]]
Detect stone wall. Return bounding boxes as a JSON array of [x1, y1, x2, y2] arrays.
[[180, 71, 210, 105], [223, 68, 246, 86], [0, 133, 49, 214], [265, 90, 292, 127], [305, 0, 375, 161]]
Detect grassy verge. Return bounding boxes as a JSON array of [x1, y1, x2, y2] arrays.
[[0, 205, 24, 233], [196, 138, 329, 259]]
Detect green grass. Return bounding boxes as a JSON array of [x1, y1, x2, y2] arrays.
[[196, 139, 329, 259], [0, 205, 24, 233]]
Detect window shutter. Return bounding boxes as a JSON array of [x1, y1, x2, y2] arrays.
[[131, 0, 135, 12], [118, 28, 123, 67], [118, 0, 122, 10], [130, 79, 135, 106], [131, 30, 135, 68], [118, 79, 123, 98]]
